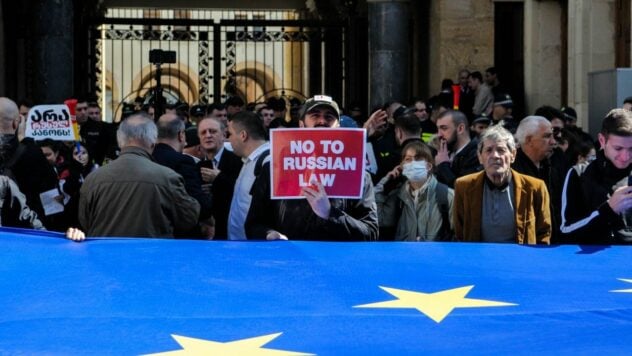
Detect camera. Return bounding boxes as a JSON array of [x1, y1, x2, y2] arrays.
[[149, 49, 176, 65]]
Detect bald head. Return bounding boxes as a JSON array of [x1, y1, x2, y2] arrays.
[[0, 97, 19, 133], [157, 113, 185, 139], [156, 113, 186, 152]]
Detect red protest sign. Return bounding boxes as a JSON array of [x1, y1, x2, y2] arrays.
[[270, 128, 367, 199]]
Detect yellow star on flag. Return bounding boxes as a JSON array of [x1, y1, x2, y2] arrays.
[[354, 285, 517, 323], [143, 332, 315, 356], [610, 278, 632, 293]]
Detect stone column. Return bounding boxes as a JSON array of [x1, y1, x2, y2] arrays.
[[29, 0, 74, 103], [523, 0, 562, 113], [368, 0, 409, 109], [567, 0, 616, 129]]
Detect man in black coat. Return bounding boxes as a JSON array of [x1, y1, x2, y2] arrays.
[[513, 116, 565, 243], [434, 110, 482, 188], [197, 116, 242, 239], [153, 114, 212, 238], [0, 97, 58, 229]]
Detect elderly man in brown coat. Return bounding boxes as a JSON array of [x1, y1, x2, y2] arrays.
[[453, 125, 551, 244]]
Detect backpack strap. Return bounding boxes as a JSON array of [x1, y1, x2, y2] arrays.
[[253, 149, 270, 178], [250, 149, 270, 196], [434, 182, 451, 239]]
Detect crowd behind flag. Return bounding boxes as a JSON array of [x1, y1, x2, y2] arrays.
[[0, 68, 632, 245]]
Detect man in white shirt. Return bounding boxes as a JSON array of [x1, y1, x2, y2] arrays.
[[227, 111, 270, 240]]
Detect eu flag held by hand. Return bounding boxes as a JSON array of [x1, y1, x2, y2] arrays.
[[1, 227, 632, 354]]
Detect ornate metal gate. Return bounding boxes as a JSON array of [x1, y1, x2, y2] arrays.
[[89, 9, 345, 122]]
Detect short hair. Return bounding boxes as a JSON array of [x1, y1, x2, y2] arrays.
[[267, 97, 287, 112], [394, 111, 421, 136], [401, 141, 435, 167], [485, 67, 497, 76], [157, 114, 185, 139], [256, 105, 273, 114], [437, 110, 470, 133], [207, 103, 226, 114], [478, 125, 516, 153], [17, 98, 34, 109], [37, 138, 60, 152], [117, 113, 158, 149], [515, 116, 550, 145], [198, 116, 226, 133], [601, 108, 632, 137], [88, 101, 101, 110], [469, 71, 483, 82], [224, 96, 245, 107], [0, 97, 19, 126], [230, 111, 267, 141], [75, 97, 89, 105], [440, 79, 454, 90], [624, 96, 632, 105], [534, 105, 563, 122]]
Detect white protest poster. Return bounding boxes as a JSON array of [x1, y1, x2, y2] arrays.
[[25, 105, 78, 141]]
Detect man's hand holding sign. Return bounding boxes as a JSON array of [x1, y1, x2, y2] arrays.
[[245, 95, 379, 241]]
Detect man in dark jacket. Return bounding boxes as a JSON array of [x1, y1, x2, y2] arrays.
[[245, 95, 378, 241], [434, 110, 481, 188], [79, 113, 200, 237], [513, 116, 564, 243], [197, 117, 243, 239], [561, 109, 632, 244], [0, 97, 58, 229], [153, 113, 212, 237]]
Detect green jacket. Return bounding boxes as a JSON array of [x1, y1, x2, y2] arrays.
[[376, 175, 454, 241], [79, 147, 200, 237]]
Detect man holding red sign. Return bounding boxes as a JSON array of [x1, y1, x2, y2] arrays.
[[245, 95, 378, 241]]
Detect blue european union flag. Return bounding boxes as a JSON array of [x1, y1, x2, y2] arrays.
[[1, 226, 632, 354]]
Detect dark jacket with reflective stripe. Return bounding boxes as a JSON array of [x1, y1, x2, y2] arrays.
[[560, 150, 632, 244]]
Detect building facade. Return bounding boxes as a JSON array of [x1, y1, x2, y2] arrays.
[[0, 0, 630, 127]]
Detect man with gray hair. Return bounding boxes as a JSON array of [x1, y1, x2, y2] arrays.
[[512, 115, 564, 242], [454, 125, 551, 244], [78, 113, 200, 237]]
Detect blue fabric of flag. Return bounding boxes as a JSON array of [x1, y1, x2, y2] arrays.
[[0, 227, 631, 354]]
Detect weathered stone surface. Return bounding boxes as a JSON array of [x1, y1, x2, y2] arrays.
[[428, 0, 493, 95]]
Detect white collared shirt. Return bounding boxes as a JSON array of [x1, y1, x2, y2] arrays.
[[227, 142, 270, 240], [211, 146, 225, 167]]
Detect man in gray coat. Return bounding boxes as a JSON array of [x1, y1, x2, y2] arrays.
[[78, 113, 200, 237]]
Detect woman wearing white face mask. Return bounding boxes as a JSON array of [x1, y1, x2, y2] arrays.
[[375, 141, 455, 241]]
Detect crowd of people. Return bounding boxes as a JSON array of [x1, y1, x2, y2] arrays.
[[2, 67, 632, 246]]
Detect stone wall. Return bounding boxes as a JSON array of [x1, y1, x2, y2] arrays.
[[428, 0, 494, 95]]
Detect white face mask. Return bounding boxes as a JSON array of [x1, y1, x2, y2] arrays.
[[402, 160, 429, 182]]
